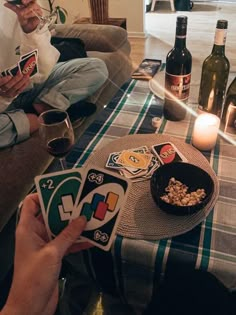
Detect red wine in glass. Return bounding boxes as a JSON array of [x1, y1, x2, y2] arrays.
[[38, 110, 75, 170], [47, 137, 73, 158]]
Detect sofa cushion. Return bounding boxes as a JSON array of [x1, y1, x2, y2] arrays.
[[0, 133, 53, 232], [53, 24, 129, 53]]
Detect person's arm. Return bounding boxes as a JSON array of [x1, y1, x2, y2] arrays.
[[0, 71, 40, 149], [0, 110, 40, 149], [0, 110, 30, 148], [0, 193, 92, 315]]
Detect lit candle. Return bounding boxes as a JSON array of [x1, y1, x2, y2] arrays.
[[192, 113, 220, 151]]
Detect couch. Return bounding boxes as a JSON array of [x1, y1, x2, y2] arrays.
[[0, 23, 133, 234]]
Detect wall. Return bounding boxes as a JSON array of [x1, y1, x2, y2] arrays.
[[44, 0, 146, 37]]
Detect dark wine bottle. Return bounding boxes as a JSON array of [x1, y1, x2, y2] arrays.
[[163, 16, 192, 121], [198, 20, 230, 118], [221, 77, 236, 135]]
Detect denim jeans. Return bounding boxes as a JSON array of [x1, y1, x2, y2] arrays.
[[9, 57, 108, 111], [1, 57, 108, 148]]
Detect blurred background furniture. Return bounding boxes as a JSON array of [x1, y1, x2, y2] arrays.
[[174, 0, 193, 11], [151, 0, 175, 11], [88, 0, 109, 24], [74, 17, 127, 30]]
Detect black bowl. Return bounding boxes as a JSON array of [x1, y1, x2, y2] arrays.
[[150, 162, 214, 215]]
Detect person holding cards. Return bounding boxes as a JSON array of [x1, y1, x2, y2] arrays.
[[0, 193, 92, 315], [0, 0, 108, 149]]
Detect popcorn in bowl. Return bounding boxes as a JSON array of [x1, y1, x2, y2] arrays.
[[160, 177, 206, 206]]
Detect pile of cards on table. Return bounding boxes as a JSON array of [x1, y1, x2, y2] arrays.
[[35, 166, 131, 251], [0, 49, 38, 78], [105, 142, 188, 182]]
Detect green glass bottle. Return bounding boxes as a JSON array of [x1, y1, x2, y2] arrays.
[[221, 77, 236, 135], [198, 20, 230, 118], [163, 16, 192, 121]]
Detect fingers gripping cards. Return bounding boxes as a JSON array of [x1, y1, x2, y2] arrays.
[[35, 166, 131, 251], [0, 49, 38, 78]]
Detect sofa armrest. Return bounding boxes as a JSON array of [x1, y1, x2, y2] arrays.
[[52, 24, 129, 53]]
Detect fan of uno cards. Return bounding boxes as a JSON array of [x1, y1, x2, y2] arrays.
[[0, 49, 38, 78], [35, 166, 131, 251]]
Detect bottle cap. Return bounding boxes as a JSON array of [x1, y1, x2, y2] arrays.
[[177, 16, 188, 25], [152, 117, 162, 128], [216, 20, 228, 29]]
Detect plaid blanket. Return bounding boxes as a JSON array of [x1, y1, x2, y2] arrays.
[[66, 79, 236, 312]]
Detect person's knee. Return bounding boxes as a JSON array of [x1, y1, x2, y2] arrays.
[[91, 58, 109, 85], [67, 58, 108, 88]]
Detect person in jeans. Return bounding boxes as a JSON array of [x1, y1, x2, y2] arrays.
[[0, 0, 108, 149]]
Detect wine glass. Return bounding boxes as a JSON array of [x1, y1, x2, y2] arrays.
[[31, 8, 57, 32], [38, 109, 75, 170], [5, 0, 57, 33]]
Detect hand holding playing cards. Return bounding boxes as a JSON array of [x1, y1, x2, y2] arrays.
[[0, 72, 30, 98], [4, 0, 43, 33], [2, 193, 92, 315]]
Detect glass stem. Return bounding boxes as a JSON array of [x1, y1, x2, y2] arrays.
[[59, 158, 67, 170], [31, 8, 44, 21]]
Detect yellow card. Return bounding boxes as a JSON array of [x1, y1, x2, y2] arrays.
[[117, 150, 152, 169]]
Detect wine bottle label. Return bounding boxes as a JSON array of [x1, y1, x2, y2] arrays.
[[214, 29, 227, 45], [165, 73, 191, 101]]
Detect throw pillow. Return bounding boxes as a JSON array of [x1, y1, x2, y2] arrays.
[[51, 37, 87, 62]]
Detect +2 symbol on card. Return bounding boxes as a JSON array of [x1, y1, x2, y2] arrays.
[[41, 179, 55, 190]]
